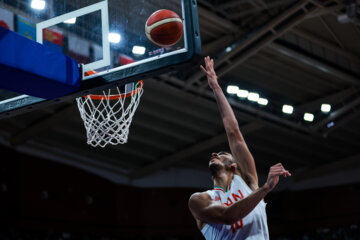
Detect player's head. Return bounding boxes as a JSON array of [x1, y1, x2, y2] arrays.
[[208, 151, 236, 177]]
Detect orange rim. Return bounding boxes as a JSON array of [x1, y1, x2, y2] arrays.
[[83, 80, 143, 100], [84, 70, 98, 76]]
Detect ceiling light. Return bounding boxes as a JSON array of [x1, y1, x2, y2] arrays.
[[109, 33, 121, 43], [31, 0, 46, 10], [225, 47, 232, 52], [64, 18, 76, 24], [304, 113, 314, 122], [248, 92, 259, 102], [321, 103, 331, 113], [237, 89, 248, 98], [226, 85, 238, 94], [282, 105, 293, 114], [132, 45, 146, 55], [258, 98, 268, 106]]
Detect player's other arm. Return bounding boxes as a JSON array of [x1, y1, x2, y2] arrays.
[[189, 163, 291, 224], [189, 188, 267, 225], [200, 56, 258, 190]]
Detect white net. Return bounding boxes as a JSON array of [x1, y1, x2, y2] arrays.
[[76, 81, 143, 147]]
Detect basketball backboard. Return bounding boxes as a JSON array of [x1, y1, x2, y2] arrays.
[[0, 0, 201, 118]]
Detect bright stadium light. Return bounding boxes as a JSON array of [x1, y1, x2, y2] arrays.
[[226, 85, 239, 94], [64, 18, 77, 24], [304, 113, 314, 122], [132, 46, 146, 55], [248, 92, 259, 102], [237, 89, 249, 98], [321, 103, 331, 113], [258, 98, 268, 106], [31, 0, 46, 10], [109, 33, 121, 43], [282, 104, 293, 114]]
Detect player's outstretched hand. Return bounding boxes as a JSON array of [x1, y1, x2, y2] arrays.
[[263, 163, 291, 193], [200, 56, 219, 90]]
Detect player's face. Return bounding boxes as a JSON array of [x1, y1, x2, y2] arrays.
[[209, 152, 234, 175]]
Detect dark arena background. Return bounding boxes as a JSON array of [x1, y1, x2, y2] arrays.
[[0, 0, 360, 239]]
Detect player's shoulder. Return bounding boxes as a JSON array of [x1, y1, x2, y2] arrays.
[[231, 173, 243, 183], [189, 191, 211, 201], [189, 191, 212, 205], [188, 191, 212, 211], [233, 173, 258, 191]]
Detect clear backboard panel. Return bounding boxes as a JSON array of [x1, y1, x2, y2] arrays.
[[0, 0, 201, 118]]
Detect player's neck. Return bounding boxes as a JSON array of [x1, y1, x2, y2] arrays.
[[213, 171, 233, 192]]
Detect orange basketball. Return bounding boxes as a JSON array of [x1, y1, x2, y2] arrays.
[[145, 9, 183, 47]]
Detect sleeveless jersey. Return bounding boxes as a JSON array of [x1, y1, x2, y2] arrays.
[[201, 175, 269, 240]]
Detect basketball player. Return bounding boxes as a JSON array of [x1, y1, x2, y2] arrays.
[[188, 56, 291, 239]]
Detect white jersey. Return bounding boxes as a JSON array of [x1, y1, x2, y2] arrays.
[[201, 175, 269, 240]]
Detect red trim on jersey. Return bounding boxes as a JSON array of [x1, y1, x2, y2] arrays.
[[213, 187, 225, 193]]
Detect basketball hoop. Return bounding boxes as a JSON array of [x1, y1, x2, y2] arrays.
[[76, 80, 144, 147]]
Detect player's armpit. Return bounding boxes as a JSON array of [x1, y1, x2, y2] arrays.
[[188, 192, 234, 225], [227, 132, 259, 190]]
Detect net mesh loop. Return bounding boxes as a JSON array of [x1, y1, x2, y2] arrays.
[[76, 80, 143, 147]]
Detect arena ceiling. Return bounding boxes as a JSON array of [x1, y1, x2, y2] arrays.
[[0, 0, 359, 189]]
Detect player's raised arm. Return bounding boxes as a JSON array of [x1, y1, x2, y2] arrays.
[[200, 56, 258, 190]]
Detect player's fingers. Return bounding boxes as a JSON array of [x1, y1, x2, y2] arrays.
[[274, 169, 291, 177], [204, 57, 209, 66], [272, 165, 283, 169], [271, 163, 282, 168], [271, 166, 284, 172], [280, 171, 291, 177], [269, 171, 282, 177], [200, 65, 208, 74], [272, 164, 286, 171], [276, 168, 290, 174], [271, 169, 288, 176], [204, 57, 209, 68], [273, 167, 287, 174], [270, 165, 288, 173]]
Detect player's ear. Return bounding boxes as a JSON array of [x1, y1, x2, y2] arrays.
[[230, 163, 237, 172]]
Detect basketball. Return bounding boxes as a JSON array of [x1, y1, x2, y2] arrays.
[[145, 9, 183, 47]]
